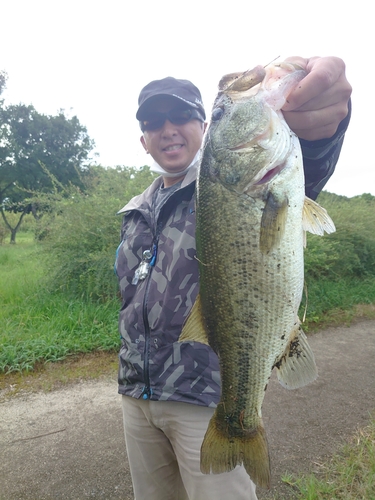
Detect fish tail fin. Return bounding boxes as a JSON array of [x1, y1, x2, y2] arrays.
[[200, 414, 271, 489]]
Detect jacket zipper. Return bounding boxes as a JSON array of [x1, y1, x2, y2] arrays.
[[138, 185, 191, 400], [141, 238, 159, 400]]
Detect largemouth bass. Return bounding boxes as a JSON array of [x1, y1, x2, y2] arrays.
[[180, 62, 335, 488]]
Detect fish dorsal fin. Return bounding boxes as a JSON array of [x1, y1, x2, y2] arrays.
[[275, 325, 317, 390], [303, 196, 336, 236], [259, 191, 289, 253], [179, 293, 210, 345], [218, 66, 266, 92]]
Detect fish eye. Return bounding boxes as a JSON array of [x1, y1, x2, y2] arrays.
[[211, 107, 224, 121]]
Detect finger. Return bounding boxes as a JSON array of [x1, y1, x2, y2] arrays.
[[285, 83, 348, 113], [283, 57, 347, 111], [283, 101, 349, 141], [292, 122, 339, 141]]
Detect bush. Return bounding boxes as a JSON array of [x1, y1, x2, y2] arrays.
[[39, 165, 157, 300], [304, 192, 375, 281]]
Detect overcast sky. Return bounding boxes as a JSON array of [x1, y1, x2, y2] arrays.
[[2, 0, 373, 197]]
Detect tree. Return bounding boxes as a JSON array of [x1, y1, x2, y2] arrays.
[[0, 101, 95, 243]]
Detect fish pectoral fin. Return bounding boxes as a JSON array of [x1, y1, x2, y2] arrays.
[[179, 294, 210, 345], [275, 326, 317, 390], [259, 192, 288, 253], [303, 196, 336, 236]]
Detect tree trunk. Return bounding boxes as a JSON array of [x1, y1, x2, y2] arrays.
[[10, 227, 17, 244], [0, 207, 27, 244]]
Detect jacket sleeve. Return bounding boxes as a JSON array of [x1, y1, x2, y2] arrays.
[[301, 99, 351, 200]]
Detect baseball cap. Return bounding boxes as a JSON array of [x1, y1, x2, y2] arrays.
[[136, 77, 206, 120]]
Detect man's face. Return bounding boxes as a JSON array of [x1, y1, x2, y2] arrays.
[[140, 97, 207, 179]]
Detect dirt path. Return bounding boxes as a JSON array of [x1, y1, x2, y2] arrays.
[[1, 319, 374, 499]]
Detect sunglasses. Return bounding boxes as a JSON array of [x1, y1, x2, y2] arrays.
[[140, 108, 204, 132]]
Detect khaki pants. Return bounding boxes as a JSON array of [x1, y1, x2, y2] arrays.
[[122, 396, 258, 500]]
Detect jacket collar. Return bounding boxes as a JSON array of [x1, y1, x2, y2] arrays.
[[117, 160, 198, 215]]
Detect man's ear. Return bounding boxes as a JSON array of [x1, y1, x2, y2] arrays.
[[140, 135, 149, 153]]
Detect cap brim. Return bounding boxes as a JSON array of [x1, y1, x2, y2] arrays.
[[136, 94, 199, 120]]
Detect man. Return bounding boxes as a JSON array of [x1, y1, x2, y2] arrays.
[[115, 56, 352, 500]]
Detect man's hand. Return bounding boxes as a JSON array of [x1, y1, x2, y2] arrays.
[[282, 56, 352, 141]]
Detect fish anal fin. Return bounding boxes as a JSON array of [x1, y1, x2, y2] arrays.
[[275, 326, 317, 390], [303, 196, 336, 236], [260, 192, 288, 253], [200, 415, 270, 489], [179, 294, 209, 345]]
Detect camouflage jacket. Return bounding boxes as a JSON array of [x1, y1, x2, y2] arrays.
[[115, 164, 220, 406], [115, 115, 350, 407]]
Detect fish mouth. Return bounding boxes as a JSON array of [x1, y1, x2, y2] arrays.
[[253, 163, 285, 185]]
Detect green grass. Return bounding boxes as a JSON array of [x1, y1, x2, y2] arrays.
[[280, 415, 375, 499], [0, 234, 41, 300], [1, 235, 375, 374], [301, 278, 375, 329], [0, 235, 120, 373]]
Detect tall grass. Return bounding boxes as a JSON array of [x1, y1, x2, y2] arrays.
[[0, 234, 40, 302], [300, 278, 375, 327], [0, 235, 119, 373]]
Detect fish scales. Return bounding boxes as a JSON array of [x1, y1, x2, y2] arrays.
[[180, 63, 335, 488]]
